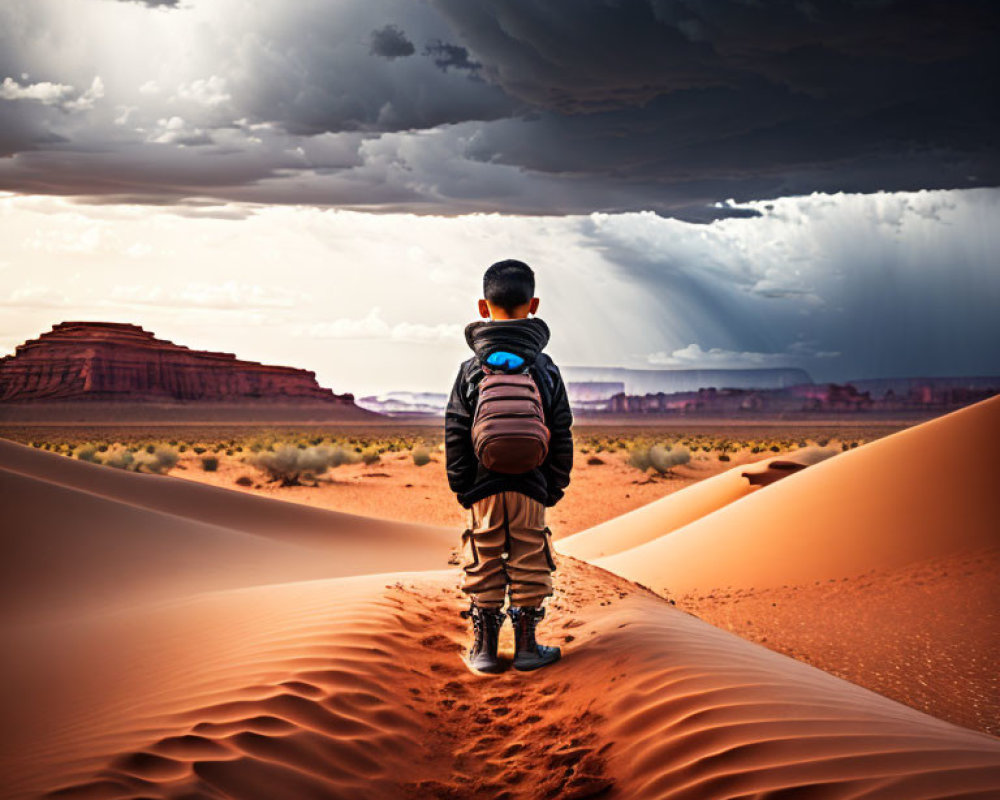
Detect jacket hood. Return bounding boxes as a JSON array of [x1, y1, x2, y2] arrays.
[[464, 317, 550, 366]]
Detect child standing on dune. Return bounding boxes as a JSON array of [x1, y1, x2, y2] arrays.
[[445, 260, 574, 673]]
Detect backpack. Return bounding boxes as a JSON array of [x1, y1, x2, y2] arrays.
[[470, 351, 550, 474]]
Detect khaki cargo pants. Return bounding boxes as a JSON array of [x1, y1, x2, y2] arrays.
[[460, 491, 558, 609]]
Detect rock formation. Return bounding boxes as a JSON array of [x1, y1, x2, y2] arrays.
[[0, 321, 357, 406]]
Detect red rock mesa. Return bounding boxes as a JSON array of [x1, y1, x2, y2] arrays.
[[0, 321, 357, 408]]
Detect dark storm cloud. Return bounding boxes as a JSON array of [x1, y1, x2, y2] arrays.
[[0, 0, 996, 216], [428, 0, 1000, 200], [423, 40, 483, 76], [227, 6, 520, 138], [369, 24, 415, 59]]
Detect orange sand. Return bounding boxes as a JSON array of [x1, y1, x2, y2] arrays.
[[576, 394, 1000, 740], [557, 451, 818, 560], [166, 445, 769, 539], [593, 394, 1000, 592], [1, 397, 999, 799]]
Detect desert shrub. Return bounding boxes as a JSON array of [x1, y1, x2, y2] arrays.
[[75, 445, 101, 463], [104, 448, 135, 470], [250, 444, 335, 486], [718, 453, 730, 462], [587, 456, 605, 466], [178, 444, 188, 453], [135, 446, 179, 474], [251, 445, 300, 483], [769, 445, 780, 452], [235, 475, 253, 487], [328, 445, 352, 467], [97, 443, 109, 452], [193, 446, 207, 455], [627, 445, 652, 472], [201, 456, 219, 472], [145, 444, 156, 454], [360, 446, 380, 466], [649, 444, 691, 474], [299, 445, 334, 475], [412, 445, 431, 467]]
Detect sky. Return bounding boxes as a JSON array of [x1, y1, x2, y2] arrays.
[[1, 0, 997, 396]]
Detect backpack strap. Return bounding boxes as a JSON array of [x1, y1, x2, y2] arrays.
[[530, 354, 555, 394]]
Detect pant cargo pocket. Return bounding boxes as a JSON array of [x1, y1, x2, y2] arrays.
[[460, 527, 480, 571]]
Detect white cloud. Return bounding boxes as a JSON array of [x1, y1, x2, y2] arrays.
[[295, 307, 462, 343], [63, 75, 104, 111], [147, 115, 212, 146], [174, 75, 230, 108], [113, 104, 138, 125], [22, 221, 117, 255], [0, 75, 104, 112], [0, 76, 74, 105], [111, 282, 302, 309], [0, 286, 70, 307]]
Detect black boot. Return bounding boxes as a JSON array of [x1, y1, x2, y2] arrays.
[[508, 605, 561, 671], [460, 601, 505, 673]]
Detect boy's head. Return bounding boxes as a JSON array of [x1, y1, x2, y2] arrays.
[[479, 259, 539, 320]]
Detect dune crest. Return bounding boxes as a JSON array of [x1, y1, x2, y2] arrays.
[[594, 394, 1000, 593], [0, 440, 454, 622], [6, 561, 999, 800], [569, 395, 1000, 735], [557, 451, 814, 561]]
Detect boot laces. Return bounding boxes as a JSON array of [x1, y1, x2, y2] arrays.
[[513, 606, 544, 652], [466, 603, 502, 655]]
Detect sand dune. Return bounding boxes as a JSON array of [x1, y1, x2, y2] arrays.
[[557, 451, 813, 561], [6, 560, 999, 800], [0, 439, 450, 551], [571, 395, 1000, 736], [3, 398, 999, 800], [594, 394, 1000, 594], [0, 440, 453, 622]]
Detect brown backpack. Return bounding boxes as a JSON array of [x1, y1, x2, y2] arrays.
[[471, 368, 550, 474]]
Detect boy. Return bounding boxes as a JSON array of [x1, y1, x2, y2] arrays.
[[445, 259, 574, 673]]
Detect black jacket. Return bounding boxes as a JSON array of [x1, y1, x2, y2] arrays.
[[445, 317, 573, 509]]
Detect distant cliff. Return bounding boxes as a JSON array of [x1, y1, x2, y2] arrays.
[[596, 380, 998, 417], [561, 366, 813, 395], [0, 322, 373, 421]]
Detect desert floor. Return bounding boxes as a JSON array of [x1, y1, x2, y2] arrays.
[[0, 420, 909, 538], [1, 410, 998, 799]]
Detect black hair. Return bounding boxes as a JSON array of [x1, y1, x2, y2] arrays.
[[483, 259, 535, 311]]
